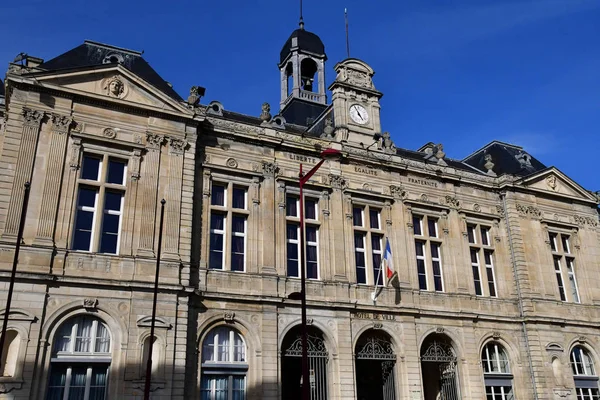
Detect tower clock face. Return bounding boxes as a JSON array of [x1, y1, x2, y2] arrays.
[[349, 104, 369, 125]]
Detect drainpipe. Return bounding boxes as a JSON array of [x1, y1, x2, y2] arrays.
[[501, 192, 539, 400]]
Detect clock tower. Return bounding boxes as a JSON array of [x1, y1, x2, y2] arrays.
[[328, 58, 383, 145]]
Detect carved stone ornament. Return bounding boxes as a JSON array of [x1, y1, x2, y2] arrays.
[[306, 318, 314, 326], [103, 76, 125, 98], [420, 194, 428, 202], [22, 107, 44, 125], [492, 331, 501, 340], [51, 113, 73, 132], [473, 203, 481, 212], [261, 161, 278, 177], [373, 322, 383, 329], [573, 215, 598, 228], [496, 205, 506, 218], [577, 336, 587, 343], [224, 312, 235, 322], [435, 327, 444, 334], [484, 153, 495, 171], [168, 137, 188, 154], [146, 132, 165, 149], [328, 174, 348, 190], [516, 203, 542, 219], [445, 196, 460, 209], [553, 389, 571, 398], [546, 175, 558, 191], [187, 86, 202, 106], [390, 185, 407, 200], [434, 143, 445, 160], [103, 128, 117, 139], [226, 158, 238, 168], [83, 298, 98, 309], [515, 151, 532, 167], [346, 69, 373, 89], [259, 102, 272, 122], [0, 381, 23, 394], [69, 138, 82, 170], [321, 117, 334, 139], [129, 149, 142, 181], [379, 132, 396, 153]]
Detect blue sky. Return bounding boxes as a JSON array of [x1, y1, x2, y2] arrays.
[[1, 0, 598, 190]]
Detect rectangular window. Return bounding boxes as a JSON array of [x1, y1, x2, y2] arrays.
[[471, 249, 482, 296], [209, 182, 249, 271], [355, 233, 367, 284], [353, 204, 384, 286], [467, 222, 497, 297], [413, 215, 443, 292], [285, 194, 320, 279], [554, 257, 566, 301], [72, 154, 127, 254], [550, 231, 580, 303]]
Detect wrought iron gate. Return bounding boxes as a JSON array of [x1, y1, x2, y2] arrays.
[[439, 362, 459, 400], [421, 340, 460, 400], [284, 333, 328, 400], [356, 336, 397, 400]]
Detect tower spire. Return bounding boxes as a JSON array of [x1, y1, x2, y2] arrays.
[[345, 8, 350, 58], [299, 0, 304, 29]]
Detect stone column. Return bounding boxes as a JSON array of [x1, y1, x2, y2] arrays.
[[329, 175, 349, 281], [317, 60, 326, 101], [319, 190, 332, 280], [55, 137, 82, 248], [163, 137, 188, 259], [249, 176, 261, 274], [280, 67, 288, 106], [136, 132, 164, 256], [35, 113, 72, 244], [4, 108, 44, 237]]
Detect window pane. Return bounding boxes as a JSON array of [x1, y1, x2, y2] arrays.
[[104, 191, 122, 212], [427, 218, 438, 238], [415, 241, 424, 257], [356, 253, 366, 284], [370, 209, 380, 229], [413, 216, 422, 235], [353, 207, 363, 227], [430, 242, 440, 259], [470, 249, 479, 264], [211, 213, 225, 230], [307, 245, 318, 279], [287, 244, 299, 277], [73, 209, 94, 251], [549, 233, 557, 251], [231, 237, 245, 272], [354, 233, 365, 249], [232, 187, 246, 209], [74, 318, 93, 352], [78, 187, 97, 208], [47, 366, 67, 400], [100, 215, 120, 254], [305, 198, 317, 220], [211, 184, 226, 206], [89, 366, 108, 400], [417, 259, 427, 290], [467, 225, 476, 244], [107, 159, 126, 184], [306, 226, 317, 242], [69, 366, 88, 399], [473, 265, 482, 296], [95, 323, 110, 353], [286, 196, 298, 217], [232, 216, 245, 234], [561, 235, 570, 254], [81, 155, 101, 180], [481, 227, 490, 246], [287, 223, 298, 241], [209, 232, 224, 270]]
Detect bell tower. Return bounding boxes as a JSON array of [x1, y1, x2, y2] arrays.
[[278, 25, 327, 110]]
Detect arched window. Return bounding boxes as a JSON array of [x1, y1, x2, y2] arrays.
[[481, 342, 514, 400], [571, 346, 599, 399], [47, 316, 111, 400], [200, 326, 247, 400], [0, 330, 19, 377]]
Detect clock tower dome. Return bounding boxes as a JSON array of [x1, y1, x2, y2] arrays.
[[328, 58, 383, 144]]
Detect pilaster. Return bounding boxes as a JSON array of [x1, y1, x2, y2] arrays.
[[260, 162, 278, 274], [3, 108, 44, 238], [136, 132, 164, 257], [34, 113, 72, 244], [163, 138, 188, 260], [120, 148, 142, 256]]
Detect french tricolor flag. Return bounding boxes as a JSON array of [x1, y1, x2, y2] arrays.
[[383, 238, 395, 283]]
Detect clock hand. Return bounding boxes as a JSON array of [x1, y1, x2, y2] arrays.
[[356, 108, 363, 120]]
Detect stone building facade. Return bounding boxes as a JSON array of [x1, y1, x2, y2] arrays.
[[0, 28, 599, 400]]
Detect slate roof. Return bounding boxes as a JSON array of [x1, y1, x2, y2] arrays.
[[462, 141, 546, 177], [38, 41, 183, 102], [280, 29, 326, 65], [395, 147, 486, 174], [281, 97, 329, 127]]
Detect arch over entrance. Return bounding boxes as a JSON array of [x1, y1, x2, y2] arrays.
[[420, 333, 460, 400], [355, 329, 397, 400], [281, 326, 329, 400]]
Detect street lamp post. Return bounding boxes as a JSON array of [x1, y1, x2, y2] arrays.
[[292, 148, 342, 400]]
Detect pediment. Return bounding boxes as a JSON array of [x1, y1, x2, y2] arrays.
[[31, 66, 190, 115], [136, 315, 172, 329], [518, 168, 597, 203]]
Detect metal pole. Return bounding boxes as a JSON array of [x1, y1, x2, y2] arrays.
[[143, 199, 166, 400], [0, 182, 30, 365], [299, 165, 310, 400]]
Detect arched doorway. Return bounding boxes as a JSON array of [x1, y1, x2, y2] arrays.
[[282, 326, 329, 400], [355, 329, 397, 400], [420, 334, 460, 400]]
